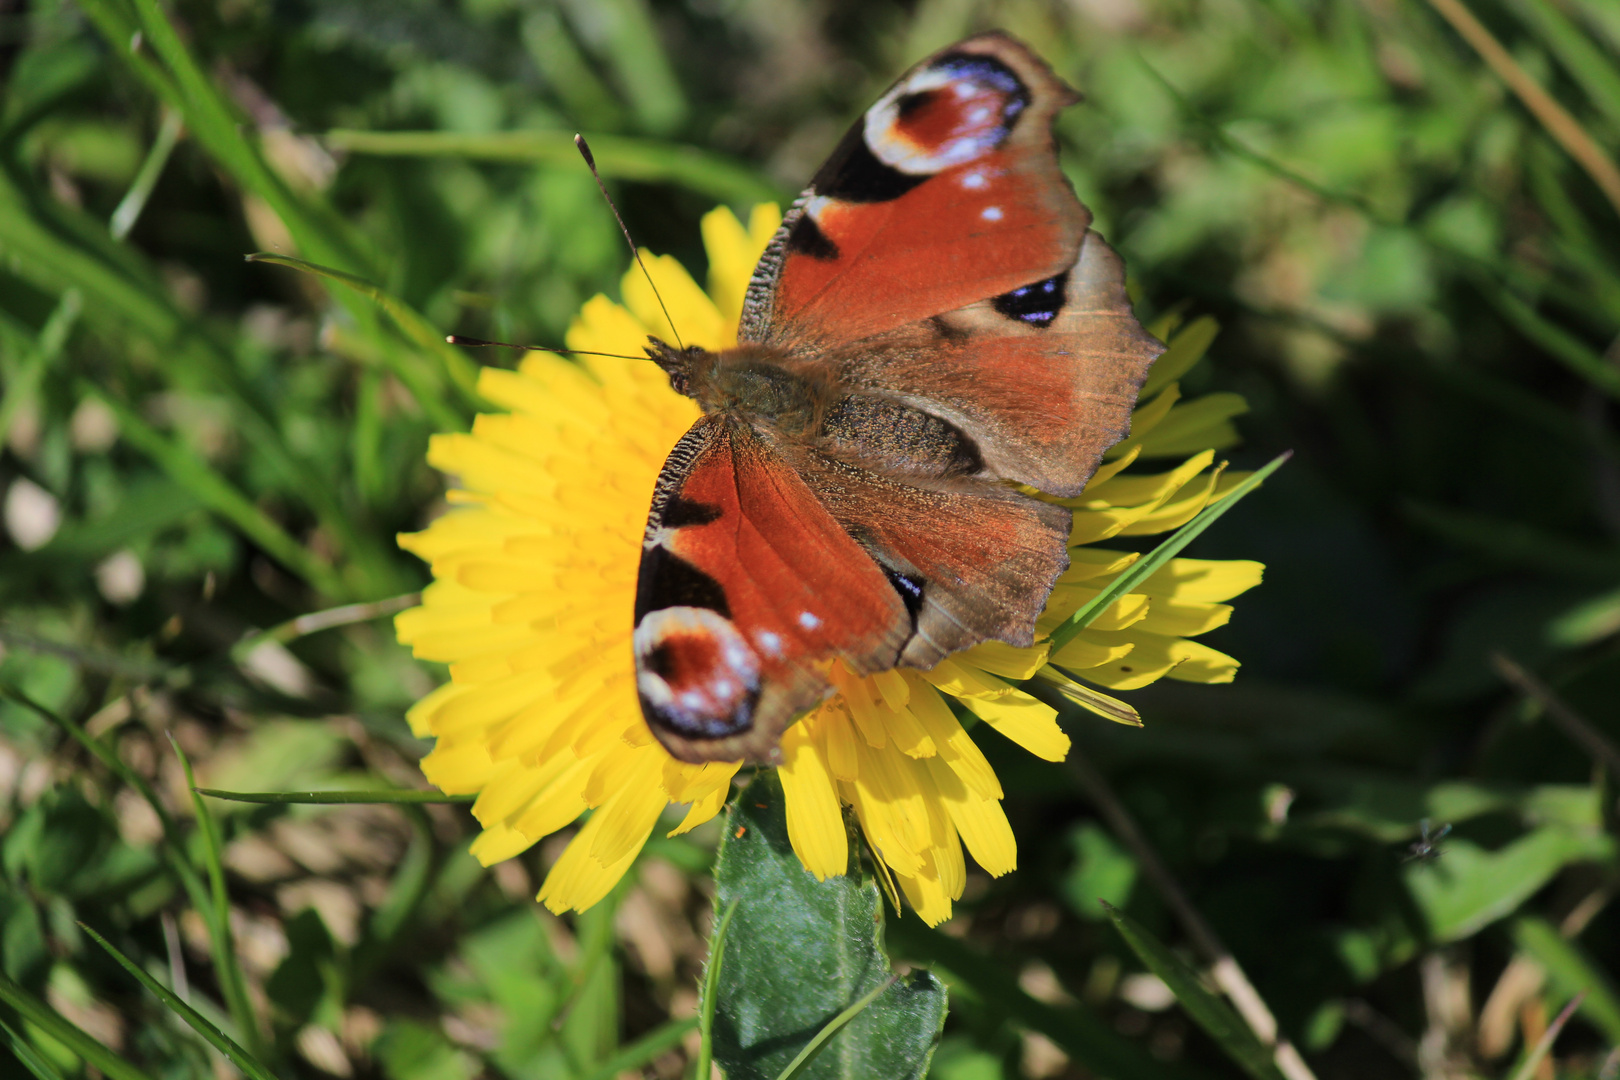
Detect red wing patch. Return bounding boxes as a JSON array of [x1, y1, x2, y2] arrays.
[[634, 416, 908, 763], [740, 32, 1086, 349]]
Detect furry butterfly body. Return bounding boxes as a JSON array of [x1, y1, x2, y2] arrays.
[[633, 33, 1163, 764]]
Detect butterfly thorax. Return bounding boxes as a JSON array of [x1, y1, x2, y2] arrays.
[[647, 336, 989, 480], [647, 338, 834, 438]]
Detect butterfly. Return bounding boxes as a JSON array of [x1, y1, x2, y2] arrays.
[[633, 32, 1163, 764]]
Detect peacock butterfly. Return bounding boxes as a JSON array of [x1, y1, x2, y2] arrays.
[[633, 32, 1163, 764]]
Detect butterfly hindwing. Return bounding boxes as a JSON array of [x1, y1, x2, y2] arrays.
[[634, 415, 909, 763], [775, 440, 1074, 668], [833, 229, 1163, 496]]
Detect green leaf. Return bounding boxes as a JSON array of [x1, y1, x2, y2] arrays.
[[886, 919, 1187, 1080], [1511, 916, 1620, 1041], [710, 772, 947, 1080], [80, 922, 279, 1080], [1046, 450, 1289, 653], [1102, 903, 1286, 1080], [578, 1017, 698, 1080], [245, 253, 478, 422], [0, 971, 155, 1080], [1405, 827, 1614, 942], [323, 129, 782, 204], [167, 738, 267, 1066], [1, 1015, 68, 1080]]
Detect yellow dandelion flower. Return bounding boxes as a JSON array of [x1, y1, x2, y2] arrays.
[[396, 204, 1264, 925]]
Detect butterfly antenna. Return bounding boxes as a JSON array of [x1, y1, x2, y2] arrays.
[[574, 134, 685, 350], [446, 334, 643, 361]]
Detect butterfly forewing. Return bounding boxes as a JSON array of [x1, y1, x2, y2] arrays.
[[634, 416, 908, 763]]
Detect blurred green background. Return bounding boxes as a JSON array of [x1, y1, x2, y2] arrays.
[[3, 0, 1620, 1077]]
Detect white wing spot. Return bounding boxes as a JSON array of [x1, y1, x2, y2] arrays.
[[961, 171, 987, 190], [798, 611, 821, 630], [981, 205, 1003, 221], [756, 631, 783, 657]]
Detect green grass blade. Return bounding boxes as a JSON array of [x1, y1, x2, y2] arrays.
[[694, 898, 739, 1080], [885, 919, 1179, 1080], [1509, 991, 1584, 1080], [82, 385, 348, 598], [559, 0, 687, 134], [0, 1016, 68, 1080], [771, 975, 900, 1080], [195, 788, 472, 804], [579, 1018, 698, 1080], [1513, 916, 1620, 1040], [78, 924, 278, 1080], [167, 738, 267, 1067], [0, 972, 156, 1080], [0, 288, 80, 448], [228, 593, 421, 662], [124, 0, 370, 276], [1047, 451, 1289, 653], [322, 129, 783, 204], [110, 107, 183, 241], [1506, 0, 1620, 143], [1102, 903, 1286, 1080], [246, 252, 479, 417]]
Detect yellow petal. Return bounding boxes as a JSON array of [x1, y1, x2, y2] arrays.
[[623, 251, 726, 349], [960, 690, 1069, 762], [1136, 392, 1248, 458], [1136, 557, 1265, 602], [1132, 598, 1233, 637], [955, 640, 1048, 680], [778, 722, 848, 881], [538, 806, 643, 913], [1049, 631, 1136, 670]]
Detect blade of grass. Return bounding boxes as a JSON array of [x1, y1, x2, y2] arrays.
[[353, 807, 436, 985], [229, 592, 421, 663], [1505, 0, 1620, 131], [0, 972, 157, 1080], [196, 788, 472, 804], [0, 165, 394, 590], [123, 0, 371, 275], [0, 1016, 68, 1080], [1509, 991, 1585, 1080], [167, 737, 267, 1067], [772, 975, 901, 1080], [0, 682, 211, 912], [78, 923, 278, 1080], [694, 898, 739, 1080], [580, 1017, 698, 1080], [885, 919, 1188, 1080], [1513, 917, 1620, 1040], [1102, 903, 1286, 1080], [82, 384, 348, 598], [322, 129, 783, 204], [111, 107, 183, 241], [0, 288, 79, 448], [1046, 451, 1289, 654], [1427, 0, 1620, 221], [558, 0, 687, 134], [245, 252, 478, 415]]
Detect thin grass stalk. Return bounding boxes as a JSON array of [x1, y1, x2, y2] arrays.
[[1427, 0, 1620, 220], [167, 738, 269, 1066]]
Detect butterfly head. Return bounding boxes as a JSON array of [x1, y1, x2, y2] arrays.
[[646, 337, 831, 436]]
